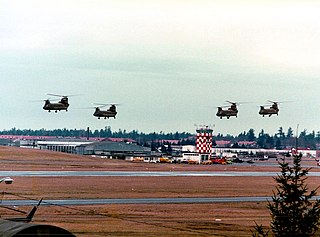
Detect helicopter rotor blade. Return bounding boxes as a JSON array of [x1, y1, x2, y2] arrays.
[[47, 94, 82, 98], [217, 105, 231, 108], [225, 101, 252, 105], [31, 99, 47, 102], [267, 100, 293, 104], [93, 103, 120, 106], [78, 107, 97, 109], [47, 94, 66, 97], [267, 100, 278, 104], [225, 100, 236, 105], [31, 98, 58, 102]]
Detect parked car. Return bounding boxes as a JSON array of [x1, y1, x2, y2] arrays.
[[159, 157, 171, 163], [210, 158, 227, 165], [188, 160, 199, 165], [232, 158, 244, 163], [201, 160, 212, 165]]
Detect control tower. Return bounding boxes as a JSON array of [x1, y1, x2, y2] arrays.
[[196, 126, 213, 162]]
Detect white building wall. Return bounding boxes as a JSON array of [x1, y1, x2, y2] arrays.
[[212, 147, 317, 158], [182, 145, 196, 152], [181, 153, 201, 162]]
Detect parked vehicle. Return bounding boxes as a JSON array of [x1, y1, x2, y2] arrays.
[[210, 158, 227, 165], [232, 158, 244, 163], [201, 160, 212, 165], [188, 160, 199, 165], [159, 157, 171, 163]]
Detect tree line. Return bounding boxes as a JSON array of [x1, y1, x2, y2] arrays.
[[217, 127, 320, 149], [0, 126, 319, 149], [0, 127, 194, 144]]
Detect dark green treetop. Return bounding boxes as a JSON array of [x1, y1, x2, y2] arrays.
[[253, 155, 320, 237]]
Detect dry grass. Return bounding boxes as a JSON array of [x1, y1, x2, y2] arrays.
[[0, 146, 319, 236]]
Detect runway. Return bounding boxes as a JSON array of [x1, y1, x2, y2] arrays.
[[2, 196, 320, 206], [1, 170, 320, 177], [2, 170, 319, 206]]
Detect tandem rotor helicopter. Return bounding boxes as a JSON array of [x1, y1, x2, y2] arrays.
[[216, 101, 239, 119], [92, 103, 118, 119], [259, 100, 281, 117], [42, 94, 70, 113], [216, 100, 288, 119]]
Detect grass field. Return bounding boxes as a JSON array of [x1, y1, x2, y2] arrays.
[[0, 146, 319, 236]]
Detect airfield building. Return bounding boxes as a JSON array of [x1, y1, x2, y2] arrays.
[[196, 127, 213, 160], [75, 140, 152, 159], [180, 126, 213, 163]]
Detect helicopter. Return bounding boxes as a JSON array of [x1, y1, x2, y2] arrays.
[[259, 100, 280, 117], [93, 103, 118, 119], [42, 94, 70, 112], [216, 101, 239, 119]]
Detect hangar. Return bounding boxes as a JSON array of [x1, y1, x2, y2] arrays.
[[75, 140, 152, 158], [0, 219, 75, 237]]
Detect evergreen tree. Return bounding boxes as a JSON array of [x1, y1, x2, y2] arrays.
[[247, 129, 256, 141], [275, 138, 282, 150], [253, 155, 320, 237], [277, 127, 285, 138], [266, 135, 274, 149], [257, 129, 266, 148], [287, 127, 294, 138]]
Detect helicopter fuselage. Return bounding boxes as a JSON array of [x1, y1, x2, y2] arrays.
[[93, 107, 117, 119], [259, 105, 279, 117], [43, 100, 69, 112], [216, 107, 238, 119]]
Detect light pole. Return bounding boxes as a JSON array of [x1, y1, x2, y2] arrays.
[[0, 177, 13, 184]]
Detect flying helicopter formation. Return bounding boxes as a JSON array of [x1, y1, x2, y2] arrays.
[[40, 93, 288, 121], [40, 94, 118, 119], [216, 100, 285, 119]]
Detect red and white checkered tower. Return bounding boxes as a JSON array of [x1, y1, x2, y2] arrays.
[[196, 126, 213, 154]]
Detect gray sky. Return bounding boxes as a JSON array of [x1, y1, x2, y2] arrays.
[[0, 0, 320, 135]]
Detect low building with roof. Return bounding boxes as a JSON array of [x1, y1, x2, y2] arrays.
[[75, 140, 152, 159], [37, 139, 93, 153], [214, 140, 232, 147]]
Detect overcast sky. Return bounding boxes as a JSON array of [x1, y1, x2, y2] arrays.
[[0, 0, 320, 136]]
